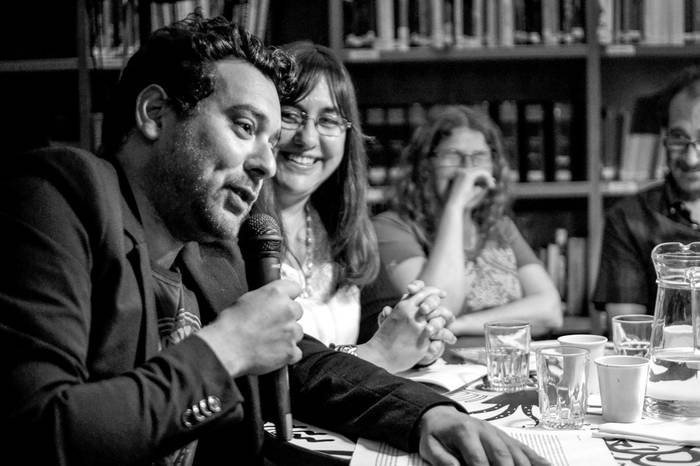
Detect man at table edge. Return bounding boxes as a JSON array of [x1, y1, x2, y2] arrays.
[[0, 13, 548, 466]]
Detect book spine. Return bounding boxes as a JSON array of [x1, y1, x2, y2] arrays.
[[541, 0, 559, 45], [484, 0, 498, 46], [627, 0, 643, 43], [542, 101, 556, 182], [397, 0, 411, 50], [471, 0, 483, 46], [255, 0, 269, 38], [615, 0, 625, 43], [345, 0, 377, 48], [560, 0, 574, 43], [499, 0, 514, 46], [600, 106, 618, 180], [414, 0, 432, 46], [523, 102, 546, 182], [453, 0, 465, 47], [376, 0, 396, 49], [442, 0, 455, 47], [669, 0, 686, 45], [525, 0, 542, 44], [498, 100, 520, 183], [431, 0, 445, 47], [553, 102, 573, 182], [513, 0, 528, 44], [598, 0, 614, 44]]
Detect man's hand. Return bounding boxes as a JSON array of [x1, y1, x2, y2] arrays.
[[197, 279, 304, 377], [419, 406, 550, 466]]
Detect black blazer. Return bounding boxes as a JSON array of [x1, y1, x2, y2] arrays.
[[0, 147, 455, 465]]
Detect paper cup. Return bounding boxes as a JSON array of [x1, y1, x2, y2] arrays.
[[558, 334, 608, 396], [595, 355, 650, 423]]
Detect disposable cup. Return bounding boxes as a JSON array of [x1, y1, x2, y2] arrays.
[[595, 355, 650, 423], [557, 334, 608, 396]]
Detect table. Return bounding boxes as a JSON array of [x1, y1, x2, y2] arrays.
[[264, 347, 700, 466]]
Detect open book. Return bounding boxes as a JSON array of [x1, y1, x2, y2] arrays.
[[395, 359, 487, 392]]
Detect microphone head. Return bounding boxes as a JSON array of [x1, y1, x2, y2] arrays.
[[239, 213, 283, 255]]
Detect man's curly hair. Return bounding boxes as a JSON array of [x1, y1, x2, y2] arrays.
[[101, 11, 296, 157]]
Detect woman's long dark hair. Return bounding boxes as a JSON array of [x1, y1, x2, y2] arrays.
[[276, 42, 379, 289], [392, 105, 512, 254]]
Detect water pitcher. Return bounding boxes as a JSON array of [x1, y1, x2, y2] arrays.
[[646, 242, 700, 418]]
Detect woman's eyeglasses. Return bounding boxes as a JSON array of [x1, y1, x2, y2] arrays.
[[281, 107, 351, 137], [432, 149, 493, 169]]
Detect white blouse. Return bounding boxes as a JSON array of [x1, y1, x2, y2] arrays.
[[280, 261, 360, 346]]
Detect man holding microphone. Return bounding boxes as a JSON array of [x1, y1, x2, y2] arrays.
[[0, 13, 547, 466]]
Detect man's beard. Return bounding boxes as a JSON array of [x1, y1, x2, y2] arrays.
[[144, 142, 242, 243]]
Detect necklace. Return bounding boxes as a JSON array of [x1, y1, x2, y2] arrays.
[[300, 203, 314, 297]]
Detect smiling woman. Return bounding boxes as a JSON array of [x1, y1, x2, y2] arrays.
[[252, 41, 457, 374]]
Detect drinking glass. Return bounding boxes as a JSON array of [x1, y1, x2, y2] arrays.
[[612, 314, 653, 357], [537, 346, 589, 429], [484, 321, 530, 392]]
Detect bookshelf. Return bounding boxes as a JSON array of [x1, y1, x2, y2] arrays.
[[3, 0, 700, 330], [319, 0, 700, 329]]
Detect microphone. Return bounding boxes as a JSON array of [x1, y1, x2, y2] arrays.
[[238, 213, 293, 441]]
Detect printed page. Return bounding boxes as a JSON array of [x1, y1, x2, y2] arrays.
[[350, 438, 428, 466], [501, 428, 618, 466], [351, 429, 617, 466], [395, 358, 487, 392]]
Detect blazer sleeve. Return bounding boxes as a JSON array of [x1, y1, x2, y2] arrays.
[[0, 149, 244, 466], [290, 335, 464, 453]]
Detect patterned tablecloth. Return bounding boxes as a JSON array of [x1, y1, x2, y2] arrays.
[[265, 367, 700, 465], [451, 380, 700, 466]]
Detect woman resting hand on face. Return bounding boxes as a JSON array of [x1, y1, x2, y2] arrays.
[[371, 105, 563, 336], [260, 42, 455, 373]]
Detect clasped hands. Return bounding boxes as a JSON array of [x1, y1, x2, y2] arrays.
[[370, 280, 457, 373]]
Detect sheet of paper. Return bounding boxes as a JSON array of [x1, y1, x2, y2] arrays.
[[351, 429, 617, 466], [594, 418, 700, 446], [500, 428, 618, 466], [350, 438, 427, 466], [395, 358, 487, 392]]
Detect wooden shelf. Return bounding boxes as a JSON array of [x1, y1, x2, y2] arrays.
[[511, 181, 591, 199], [90, 55, 129, 70], [342, 44, 588, 63], [601, 179, 664, 196], [0, 58, 79, 72], [603, 44, 700, 58]]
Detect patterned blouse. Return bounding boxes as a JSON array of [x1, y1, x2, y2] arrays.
[[372, 211, 539, 314]]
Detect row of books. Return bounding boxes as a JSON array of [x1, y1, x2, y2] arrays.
[[88, 0, 270, 64], [598, 0, 700, 45], [344, 0, 587, 50], [88, 0, 141, 63], [361, 100, 583, 186], [540, 228, 588, 317], [600, 105, 666, 183]]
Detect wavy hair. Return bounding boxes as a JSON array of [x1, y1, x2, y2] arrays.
[[100, 11, 296, 158], [392, 105, 512, 254], [278, 42, 379, 289]]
